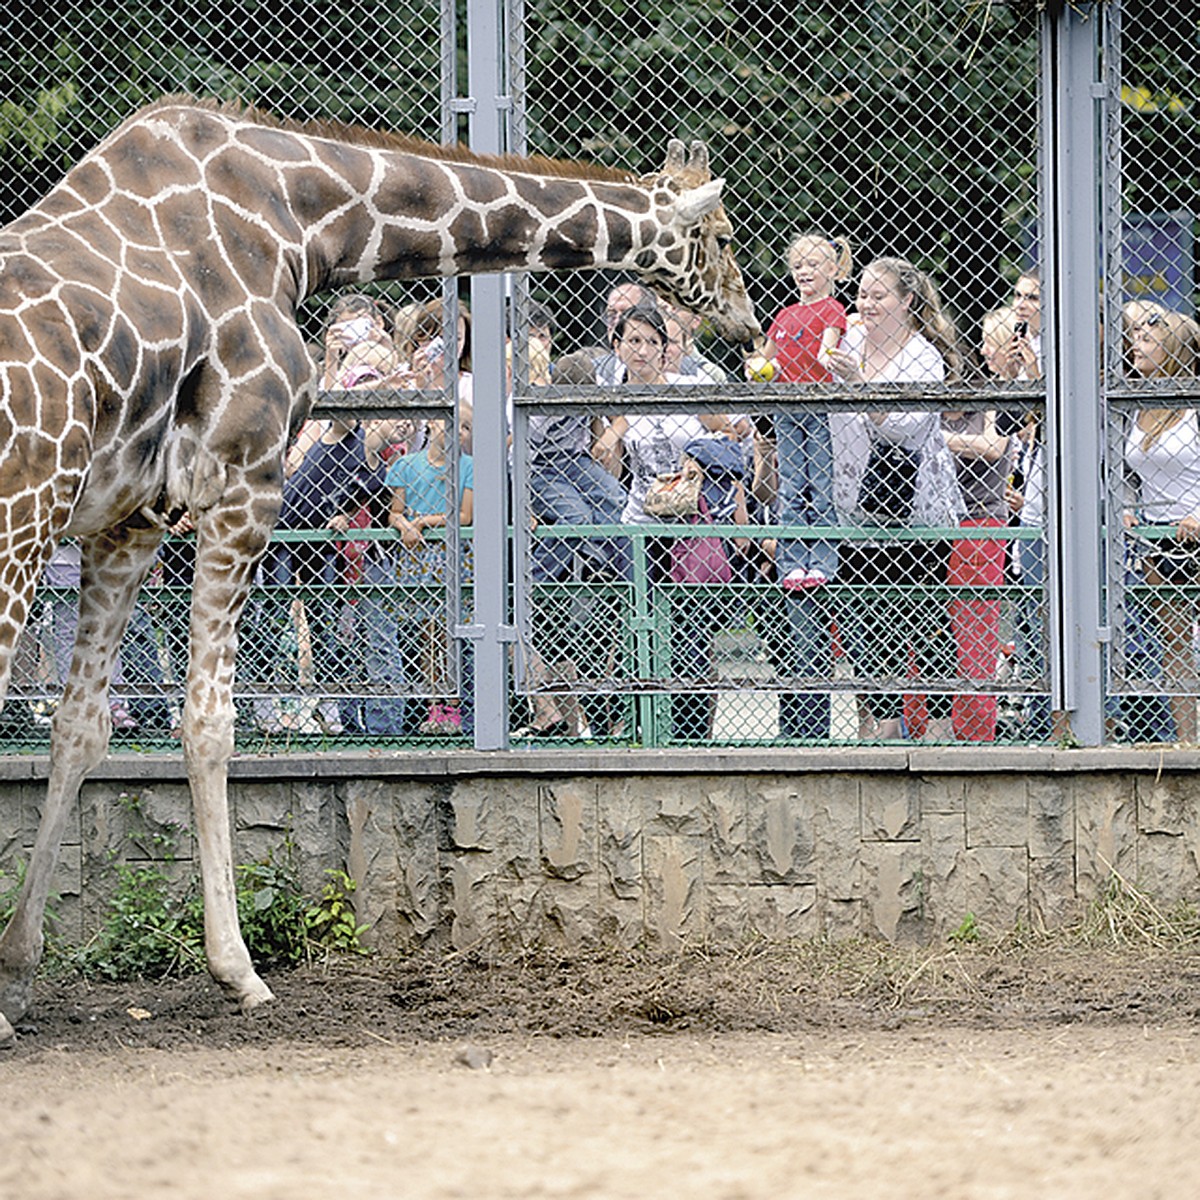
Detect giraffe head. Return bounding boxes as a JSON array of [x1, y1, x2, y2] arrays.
[[638, 139, 761, 347]]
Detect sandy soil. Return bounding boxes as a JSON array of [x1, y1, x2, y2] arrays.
[[3, 945, 1200, 1199]]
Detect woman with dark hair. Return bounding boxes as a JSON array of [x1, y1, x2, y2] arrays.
[[598, 306, 748, 741]]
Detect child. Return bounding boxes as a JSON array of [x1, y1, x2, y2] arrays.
[[752, 233, 853, 590], [387, 405, 474, 736]]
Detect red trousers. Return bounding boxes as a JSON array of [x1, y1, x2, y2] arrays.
[[947, 516, 1006, 741]]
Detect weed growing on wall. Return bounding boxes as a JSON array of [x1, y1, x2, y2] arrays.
[[67, 859, 206, 981], [51, 796, 370, 981], [305, 870, 371, 957]]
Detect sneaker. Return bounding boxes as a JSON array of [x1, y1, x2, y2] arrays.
[[782, 568, 829, 592], [109, 700, 138, 731], [418, 703, 445, 735], [314, 699, 344, 736], [433, 704, 463, 733]]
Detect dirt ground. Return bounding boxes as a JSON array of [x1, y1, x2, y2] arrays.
[[4, 943, 1200, 1199]]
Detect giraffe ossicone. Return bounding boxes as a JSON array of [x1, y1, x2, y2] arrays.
[[0, 97, 760, 1042]]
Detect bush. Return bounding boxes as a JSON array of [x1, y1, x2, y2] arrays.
[[61, 840, 370, 982]]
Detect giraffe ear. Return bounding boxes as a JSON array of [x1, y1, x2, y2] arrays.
[[664, 139, 688, 172], [672, 179, 725, 227]]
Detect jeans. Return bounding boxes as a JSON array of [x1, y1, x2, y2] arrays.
[[530, 453, 629, 583], [778, 589, 834, 739], [774, 410, 838, 582], [247, 543, 406, 735], [337, 551, 407, 735]]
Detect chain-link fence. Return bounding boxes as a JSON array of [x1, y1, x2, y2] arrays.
[[1, 1, 1196, 749]]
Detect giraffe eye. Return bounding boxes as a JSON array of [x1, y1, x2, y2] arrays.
[[715, 234, 732, 250]]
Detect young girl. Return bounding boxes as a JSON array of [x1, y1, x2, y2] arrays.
[[754, 233, 853, 590], [387, 405, 475, 737]]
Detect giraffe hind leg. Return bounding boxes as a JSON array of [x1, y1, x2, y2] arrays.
[[0, 527, 164, 1040]]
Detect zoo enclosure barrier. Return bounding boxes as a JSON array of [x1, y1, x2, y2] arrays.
[[0, 0, 1195, 751]]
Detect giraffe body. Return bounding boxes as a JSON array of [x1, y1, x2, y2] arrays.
[[0, 97, 759, 1041]]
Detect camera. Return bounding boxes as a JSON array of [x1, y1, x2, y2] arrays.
[[1014, 320, 1029, 339], [336, 315, 376, 346]]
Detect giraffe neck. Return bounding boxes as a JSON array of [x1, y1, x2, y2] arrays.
[[304, 150, 674, 294], [93, 102, 704, 307], [59, 100, 755, 341]]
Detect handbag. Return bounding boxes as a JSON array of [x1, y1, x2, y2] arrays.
[[644, 458, 704, 518], [1143, 541, 1200, 585], [669, 497, 733, 584], [858, 438, 919, 523]]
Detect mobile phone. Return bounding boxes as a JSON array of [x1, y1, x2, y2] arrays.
[[423, 335, 446, 364], [1014, 320, 1029, 339]]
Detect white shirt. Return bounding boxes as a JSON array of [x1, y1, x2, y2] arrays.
[[621, 412, 710, 524], [831, 325, 961, 526], [1125, 410, 1200, 524]]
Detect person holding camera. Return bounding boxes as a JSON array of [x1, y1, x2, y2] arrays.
[[1009, 269, 1043, 382], [321, 294, 399, 390]]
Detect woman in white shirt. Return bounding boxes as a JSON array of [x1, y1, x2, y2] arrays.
[[600, 306, 747, 741], [824, 257, 965, 740], [1124, 309, 1200, 741]]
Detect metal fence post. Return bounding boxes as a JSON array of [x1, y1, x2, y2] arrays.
[[464, 0, 514, 748], [1043, 0, 1107, 745]]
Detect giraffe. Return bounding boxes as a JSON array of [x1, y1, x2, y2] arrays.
[[0, 96, 760, 1041]]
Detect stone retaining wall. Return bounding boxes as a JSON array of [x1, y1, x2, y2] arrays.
[[3, 747, 1199, 950]]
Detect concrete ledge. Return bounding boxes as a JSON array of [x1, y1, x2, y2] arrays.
[[2, 743, 1197, 783]]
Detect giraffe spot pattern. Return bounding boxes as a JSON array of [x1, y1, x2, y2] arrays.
[[0, 98, 759, 1030]]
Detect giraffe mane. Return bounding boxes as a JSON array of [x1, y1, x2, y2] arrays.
[[140, 94, 643, 185]]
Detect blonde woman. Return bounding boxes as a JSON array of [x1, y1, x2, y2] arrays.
[[1124, 309, 1200, 740], [825, 257, 965, 739]]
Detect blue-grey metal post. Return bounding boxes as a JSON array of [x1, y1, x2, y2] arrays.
[[1042, 1, 1107, 744], [464, 0, 514, 748]]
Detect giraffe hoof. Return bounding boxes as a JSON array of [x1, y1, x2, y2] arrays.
[[238, 980, 276, 1014]]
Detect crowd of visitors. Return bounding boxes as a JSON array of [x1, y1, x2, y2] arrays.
[[10, 249, 1196, 749]]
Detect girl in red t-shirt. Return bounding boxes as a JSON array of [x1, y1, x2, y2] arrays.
[[754, 233, 852, 591]]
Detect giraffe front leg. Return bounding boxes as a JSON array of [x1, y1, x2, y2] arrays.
[[181, 520, 274, 1013], [187, 757, 275, 1012]]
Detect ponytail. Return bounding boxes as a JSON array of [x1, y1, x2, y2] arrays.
[[787, 232, 854, 282]]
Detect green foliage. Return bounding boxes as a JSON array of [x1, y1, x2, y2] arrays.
[[0, 859, 22, 926], [236, 852, 310, 969], [58, 815, 368, 980], [2, 1, 1192, 330], [69, 858, 206, 981], [305, 869, 372, 956], [948, 912, 979, 944]]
